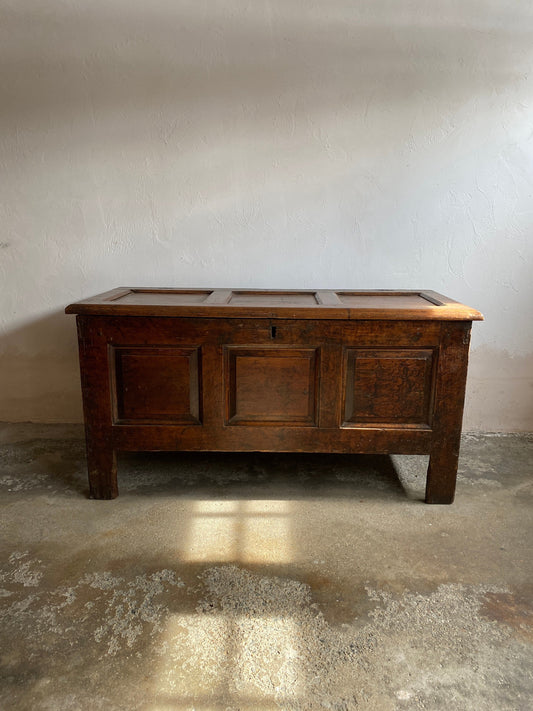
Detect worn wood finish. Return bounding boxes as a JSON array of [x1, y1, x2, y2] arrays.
[[343, 348, 436, 428], [425, 322, 473, 504], [67, 290, 482, 502], [66, 288, 483, 321], [225, 347, 319, 426], [112, 346, 201, 424], [76, 318, 117, 499], [111, 425, 433, 454]]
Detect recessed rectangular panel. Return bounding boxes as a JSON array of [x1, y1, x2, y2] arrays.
[[112, 346, 201, 424], [228, 291, 319, 306], [225, 347, 319, 426], [336, 292, 438, 309], [115, 290, 211, 305], [343, 348, 435, 428]]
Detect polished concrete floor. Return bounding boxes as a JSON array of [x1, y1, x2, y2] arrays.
[[0, 424, 532, 710]]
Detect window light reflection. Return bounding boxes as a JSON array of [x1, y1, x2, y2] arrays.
[[181, 499, 292, 564]]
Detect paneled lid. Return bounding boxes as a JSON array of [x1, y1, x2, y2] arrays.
[[66, 288, 483, 320]]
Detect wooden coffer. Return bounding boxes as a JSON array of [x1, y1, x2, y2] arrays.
[[66, 288, 483, 503]]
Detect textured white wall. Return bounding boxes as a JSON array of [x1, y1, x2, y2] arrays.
[[1, 0, 532, 430]]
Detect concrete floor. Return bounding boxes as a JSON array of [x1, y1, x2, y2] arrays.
[[0, 425, 532, 711]]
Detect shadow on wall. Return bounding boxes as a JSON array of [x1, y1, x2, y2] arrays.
[[0, 312, 83, 422], [464, 346, 533, 432]]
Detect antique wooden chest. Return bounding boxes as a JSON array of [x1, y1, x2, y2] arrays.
[[66, 288, 483, 503]]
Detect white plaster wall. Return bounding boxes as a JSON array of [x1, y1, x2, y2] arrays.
[[1, 0, 532, 430]]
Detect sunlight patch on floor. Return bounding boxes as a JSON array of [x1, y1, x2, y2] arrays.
[[152, 612, 302, 709], [180, 500, 292, 564]]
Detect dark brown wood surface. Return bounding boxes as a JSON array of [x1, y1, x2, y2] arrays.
[[66, 288, 483, 321], [225, 347, 319, 426], [112, 346, 201, 424], [425, 321, 473, 504], [68, 290, 482, 503], [343, 348, 435, 428]]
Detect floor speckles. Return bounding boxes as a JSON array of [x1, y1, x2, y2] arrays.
[[0, 426, 532, 710]]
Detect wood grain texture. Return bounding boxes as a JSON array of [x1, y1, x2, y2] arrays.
[[76, 316, 117, 499], [66, 288, 484, 321], [225, 347, 318, 426], [425, 321, 472, 504], [343, 348, 435, 428], [112, 346, 201, 424], [69, 290, 481, 503], [111, 425, 432, 454]]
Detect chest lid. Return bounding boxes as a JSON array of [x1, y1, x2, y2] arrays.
[[65, 288, 483, 321]]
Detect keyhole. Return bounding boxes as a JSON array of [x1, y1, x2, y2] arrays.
[[270, 326, 277, 339]]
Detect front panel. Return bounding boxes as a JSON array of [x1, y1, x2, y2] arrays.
[[342, 348, 436, 428], [224, 347, 319, 426], [111, 346, 201, 425], [79, 316, 441, 453]]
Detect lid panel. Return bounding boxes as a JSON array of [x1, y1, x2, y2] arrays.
[[65, 288, 483, 320], [115, 290, 212, 306], [337, 292, 440, 309], [229, 291, 319, 306]]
